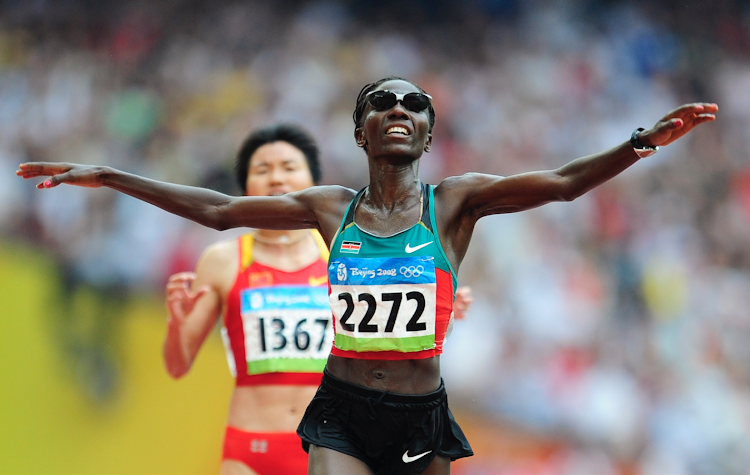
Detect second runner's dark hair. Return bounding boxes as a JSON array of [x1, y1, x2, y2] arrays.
[[235, 123, 322, 192]]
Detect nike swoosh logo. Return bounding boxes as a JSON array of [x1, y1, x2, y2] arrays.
[[402, 450, 432, 463], [405, 241, 433, 253], [308, 275, 328, 286]]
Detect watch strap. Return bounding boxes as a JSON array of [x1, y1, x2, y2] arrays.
[[630, 128, 659, 158]]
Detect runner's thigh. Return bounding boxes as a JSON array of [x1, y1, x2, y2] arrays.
[[307, 444, 373, 475], [221, 459, 259, 475], [419, 455, 450, 475]]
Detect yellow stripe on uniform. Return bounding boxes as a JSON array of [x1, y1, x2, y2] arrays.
[[311, 230, 329, 259], [240, 234, 255, 271]]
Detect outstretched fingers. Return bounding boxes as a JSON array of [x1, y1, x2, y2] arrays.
[[16, 162, 103, 188], [649, 102, 718, 146], [666, 102, 718, 118], [16, 162, 70, 178], [16, 163, 71, 189], [675, 103, 717, 124]]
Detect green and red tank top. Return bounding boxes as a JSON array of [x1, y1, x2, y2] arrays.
[[223, 231, 332, 386], [328, 183, 457, 360]]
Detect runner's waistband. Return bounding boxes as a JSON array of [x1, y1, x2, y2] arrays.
[[321, 369, 445, 407]]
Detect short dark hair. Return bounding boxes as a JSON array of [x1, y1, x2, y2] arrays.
[[235, 123, 322, 192], [352, 76, 436, 133]]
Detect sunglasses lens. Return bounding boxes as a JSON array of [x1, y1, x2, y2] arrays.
[[403, 93, 430, 112], [367, 91, 397, 111]]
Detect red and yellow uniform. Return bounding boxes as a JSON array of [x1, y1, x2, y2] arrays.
[[220, 231, 331, 474]]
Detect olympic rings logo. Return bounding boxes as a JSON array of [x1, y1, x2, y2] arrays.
[[400, 265, 424, 278]]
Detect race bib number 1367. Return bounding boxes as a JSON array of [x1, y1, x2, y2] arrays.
[[240, 285, 332, 375]]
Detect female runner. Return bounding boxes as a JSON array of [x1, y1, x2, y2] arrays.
[[163, 123, 327, 475], [163, 121, 471, 474]]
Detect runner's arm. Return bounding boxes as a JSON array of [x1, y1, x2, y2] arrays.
[[454, 103, 717, 218], [163, 243, 231, 378], [16, 163, 325, 231]]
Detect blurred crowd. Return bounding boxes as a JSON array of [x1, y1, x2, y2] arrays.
[[3, 0, 750, 473]]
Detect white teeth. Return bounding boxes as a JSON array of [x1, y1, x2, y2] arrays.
[[386, 126, 409, 135]]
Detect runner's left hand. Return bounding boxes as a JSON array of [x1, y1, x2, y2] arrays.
[[636, 103, 718, 148], [454, 286, 473, 320]]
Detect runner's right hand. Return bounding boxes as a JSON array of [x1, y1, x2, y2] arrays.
[[166, 272, 210, 326], [16, 162, 109, 188]]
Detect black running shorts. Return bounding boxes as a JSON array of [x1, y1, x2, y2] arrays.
[[297, 370, 473, 475]]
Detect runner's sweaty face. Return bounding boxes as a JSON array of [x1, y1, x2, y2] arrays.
[[356, 79, 432, 160], [245, 141, 315, 197]]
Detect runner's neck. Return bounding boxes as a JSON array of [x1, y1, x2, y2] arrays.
[[253, 229, 310, 246]]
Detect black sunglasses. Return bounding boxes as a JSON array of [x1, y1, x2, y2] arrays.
[[366, 90, 433, 113]]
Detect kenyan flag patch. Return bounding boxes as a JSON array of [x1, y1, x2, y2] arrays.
[[340, 241, 361, 254]]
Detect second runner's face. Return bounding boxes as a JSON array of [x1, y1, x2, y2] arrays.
[[245, 141, 315, 197]]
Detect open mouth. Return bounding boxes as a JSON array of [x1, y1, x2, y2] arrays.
[[385, 126, 410, 136]]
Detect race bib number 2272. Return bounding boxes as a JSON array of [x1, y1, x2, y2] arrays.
[[328, 256, 437, 353]]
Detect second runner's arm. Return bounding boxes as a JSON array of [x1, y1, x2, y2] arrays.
[[163, 242, 234, 378]]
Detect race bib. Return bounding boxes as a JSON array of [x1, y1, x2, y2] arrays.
[[240, 285, 333, 375], [329, 256, 437, 353]]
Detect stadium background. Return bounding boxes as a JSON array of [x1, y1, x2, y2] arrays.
[[1, 0, 749, 473]]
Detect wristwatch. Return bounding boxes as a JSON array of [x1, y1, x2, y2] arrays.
[[630, 128, 659, 158]]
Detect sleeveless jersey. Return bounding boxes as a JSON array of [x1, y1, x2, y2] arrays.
[[223, 231, 332, 386], [328, 183, 457, 360]]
